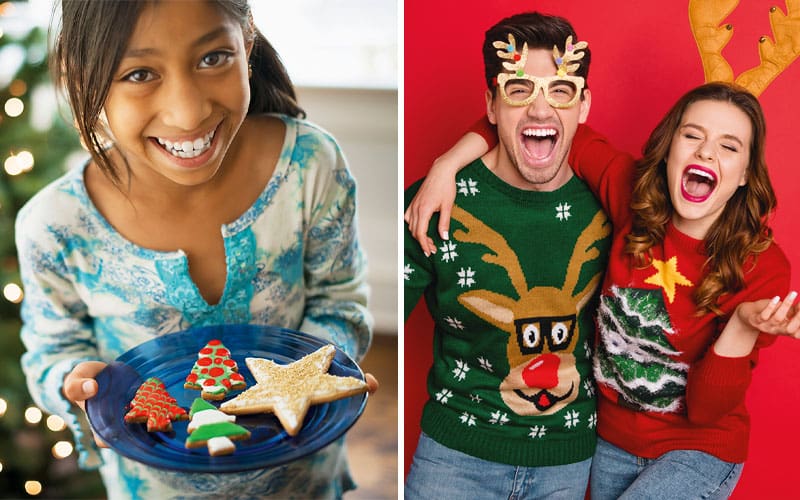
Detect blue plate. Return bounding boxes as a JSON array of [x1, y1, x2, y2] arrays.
[[86, 324, 367, 473]]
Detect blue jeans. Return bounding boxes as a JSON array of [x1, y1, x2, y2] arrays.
[[590, 437, 744, 500], [404, 432, 591, 499]]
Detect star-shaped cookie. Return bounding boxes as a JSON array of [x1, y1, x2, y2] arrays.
[[219, 344, 367, 436]]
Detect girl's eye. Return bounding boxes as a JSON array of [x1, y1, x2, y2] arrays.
[[199, 51, 233, 68], [722, 144, 738, 152], [683, 133, 701, 140], [122, 69, 155, 83]]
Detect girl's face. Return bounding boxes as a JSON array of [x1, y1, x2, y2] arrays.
[[665, 99, 751, 239], [103, 0, 252, 187]]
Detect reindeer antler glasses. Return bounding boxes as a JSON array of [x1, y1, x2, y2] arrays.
[[494, 34, 588, 109]]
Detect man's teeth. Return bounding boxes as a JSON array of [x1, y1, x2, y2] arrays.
[[157, 130, 215, 158], [523, 128, 557, 138]]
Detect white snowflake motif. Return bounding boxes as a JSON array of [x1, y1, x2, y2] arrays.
[[452, 359, 470, 381], [457, 177, 480, 196], [457, 267, 476, 288], [588, 412, 597, 429], [556, 202, 572, 221], [469, 393, 482, 404], [584, 340, 592, 358], [460, 412, 477, 426], [435, 388, 453, 404], [564, 410, 580, 429], [489, 411, 510, 425], [477, 357, 494, 372], [528, 425, 547, 439], [403, 263, 414, 281], [444, 316, 465, 330], [439, 241, 458, 262], [583, 379, 595, 398]]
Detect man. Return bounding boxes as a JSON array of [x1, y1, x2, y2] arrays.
[[404, 12, 610, 498]]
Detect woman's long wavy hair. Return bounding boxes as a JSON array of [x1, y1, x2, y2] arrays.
[[51, 0, 304, 185], [625, 82, 776, 316]]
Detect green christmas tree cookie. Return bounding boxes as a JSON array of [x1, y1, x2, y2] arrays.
[[184, 398, 250, 456]]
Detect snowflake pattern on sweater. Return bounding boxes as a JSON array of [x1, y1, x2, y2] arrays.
[[405, 160, 610, 467]]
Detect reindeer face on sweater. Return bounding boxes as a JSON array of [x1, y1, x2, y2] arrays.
[[453, 207, 609, 416]]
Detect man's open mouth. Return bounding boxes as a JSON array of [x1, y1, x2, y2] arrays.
[[521, 127, 558, 161]]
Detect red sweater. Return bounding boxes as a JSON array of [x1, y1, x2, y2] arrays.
[[471, 119, 791, 462]]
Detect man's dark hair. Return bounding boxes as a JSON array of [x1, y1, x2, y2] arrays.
[[483, 12, 591, 92]]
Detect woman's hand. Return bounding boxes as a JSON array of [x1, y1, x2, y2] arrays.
[[714, 292, 800, 358], [737, 291, 800, 338], [63, 360, 108, 447], [404, 160, 458, 256], [404, 131, 490, 256]]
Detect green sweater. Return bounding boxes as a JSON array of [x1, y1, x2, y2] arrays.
[[405, 159, 610, 466]]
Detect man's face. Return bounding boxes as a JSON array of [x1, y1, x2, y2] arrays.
[[486, 47, 591, 192]]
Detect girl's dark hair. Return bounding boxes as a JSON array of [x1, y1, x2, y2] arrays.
[[51, 0, 304, 184], [625, 82, 776, 315]]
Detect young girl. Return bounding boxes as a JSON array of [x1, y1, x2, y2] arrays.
[[17, 1, 375, 498], [404, 82, 799, 498]]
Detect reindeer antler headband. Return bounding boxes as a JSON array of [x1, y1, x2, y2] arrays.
[[493, 34, 589, 108]]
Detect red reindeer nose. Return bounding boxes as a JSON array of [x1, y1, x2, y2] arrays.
[[522, 354, 560, 389]]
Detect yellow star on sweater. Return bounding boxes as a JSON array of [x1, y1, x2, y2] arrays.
[[644, 256, 693, 303], [219, 344, 367, 436]]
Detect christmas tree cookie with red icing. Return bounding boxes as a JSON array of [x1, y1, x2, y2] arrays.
[[184, 339, 247, 400], [185, 398, 250, 456], [124, 377, 188, 432]]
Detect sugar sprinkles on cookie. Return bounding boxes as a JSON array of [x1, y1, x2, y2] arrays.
[[220, 344, 368, 436]]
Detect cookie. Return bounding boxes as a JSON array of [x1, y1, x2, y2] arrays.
[[184, 339, 247, 400], [124, 377, 188, 432], [184, 398, 250, 456], [219, 344, 367, 436]]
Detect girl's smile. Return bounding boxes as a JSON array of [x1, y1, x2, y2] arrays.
[[103, 0, 253, 187]]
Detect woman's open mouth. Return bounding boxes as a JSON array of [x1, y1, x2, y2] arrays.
[[681, 164, 717, 203]]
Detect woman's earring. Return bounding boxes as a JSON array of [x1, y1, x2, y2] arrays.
[[248, 63, 253, 78]]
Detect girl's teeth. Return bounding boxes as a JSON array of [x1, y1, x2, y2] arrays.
[[157, 130, 215, 158]]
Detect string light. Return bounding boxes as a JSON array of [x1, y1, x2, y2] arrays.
[[46, 414, 66, 432], [4, 97, 24, 117], [9, 79, 27, 97], [52, 440, 73, 459], [3, 151, 34, 176], [3, 282, 23, 303], [24, 481, 42, 496], [24, 406, 43, 425], [0, 397, 6, 417]]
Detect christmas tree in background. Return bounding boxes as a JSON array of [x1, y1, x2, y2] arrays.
[[1, 2, 104, 497]]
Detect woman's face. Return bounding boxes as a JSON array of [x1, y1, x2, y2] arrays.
[[103, 0, 252, 188], [665, 99, 751, 239]]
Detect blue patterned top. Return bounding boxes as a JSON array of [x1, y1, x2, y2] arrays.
[[16, 115, 372, 499]]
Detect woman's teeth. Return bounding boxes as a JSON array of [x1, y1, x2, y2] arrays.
[[157, 130, 215, 158]]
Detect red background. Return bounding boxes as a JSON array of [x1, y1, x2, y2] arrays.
[[403, 1, 800, 497]]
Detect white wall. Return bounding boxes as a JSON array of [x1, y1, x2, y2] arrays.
[[296, 87, 398, 335]]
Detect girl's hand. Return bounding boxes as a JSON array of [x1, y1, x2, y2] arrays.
[[364, 373, 379, 394], [63, 361, 108, 448], [404, 161, 458, 256], [736, 291, 800, 338]]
